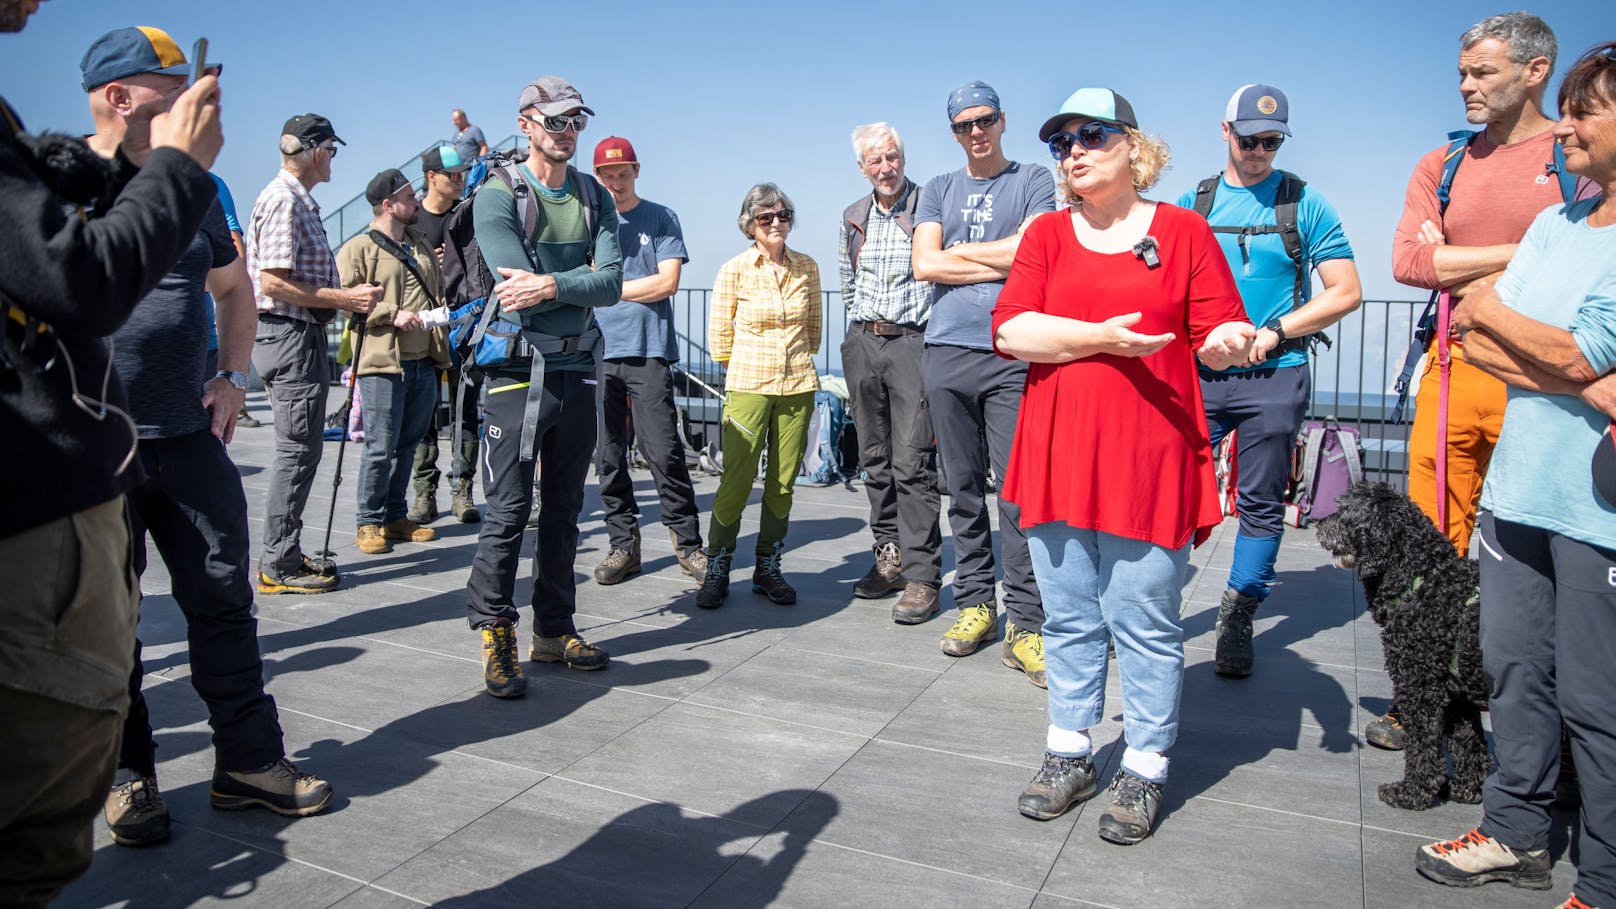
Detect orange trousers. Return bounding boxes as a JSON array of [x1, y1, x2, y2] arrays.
[[1406, 345, 1507, 557]]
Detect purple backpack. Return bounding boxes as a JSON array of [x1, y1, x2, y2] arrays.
[[1285, 418, 1364, 528]]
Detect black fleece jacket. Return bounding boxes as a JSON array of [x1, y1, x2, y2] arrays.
[[0, 95, 216, 538]]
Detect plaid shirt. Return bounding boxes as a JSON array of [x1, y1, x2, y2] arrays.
[[839, 186, 932, 326], [710, 245, 821, 395], [246, 170, 338, 322]]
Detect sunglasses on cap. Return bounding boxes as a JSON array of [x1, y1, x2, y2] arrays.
[[1236, 134, 1285, 152], [950, 111, 1001, 136], [1047, 121, 1128, 160], [525, 112, 588, 133], [754, 209, 795, 226]]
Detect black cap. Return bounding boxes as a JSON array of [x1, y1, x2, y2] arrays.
[[365, 168, 412, 205], [282, 113, 344, 149], [1594, 422, 1616, 507], [421, 145, 470, 174]]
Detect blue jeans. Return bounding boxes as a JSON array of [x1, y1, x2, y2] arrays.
[[356, 360, 437, 527], [1027, 522, 1191, 754]]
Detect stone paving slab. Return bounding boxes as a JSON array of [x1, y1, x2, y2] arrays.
[[56, 397, 1581, 907]]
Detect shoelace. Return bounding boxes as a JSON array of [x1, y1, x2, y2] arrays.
[[1111, 773, 1160, 811], [758, 550, 785, 583], [1431, 829, 1490, 857], [877, 542, 900, 569], [950, 606, 990, 633], [487, 626, 521, 678], [704, 550, 733, 583], [119, 779, 160, 813], [1034, 754, 1086, 786]]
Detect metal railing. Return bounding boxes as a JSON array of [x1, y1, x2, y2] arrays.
[[323, 292, 1430, 483], [319, 134, 523, 250]]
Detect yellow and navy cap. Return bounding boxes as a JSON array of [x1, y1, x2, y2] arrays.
[[80, 26, 192, 92]]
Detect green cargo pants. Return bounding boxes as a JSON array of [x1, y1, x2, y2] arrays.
[[708, 390, 814, 555]]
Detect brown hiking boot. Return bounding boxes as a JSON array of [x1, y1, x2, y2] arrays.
[[854, 541, 905, 598], [105, 776, 170, 846], [594, 529, 641, 585], [356, 524, 390, 554], [406, 492, 437, 525], [450, 477, 480, 523], [210, 758, 333, 817], [672, 528, 708, 577], [892, 581, 940, 624], [480, 620, 527, 698], [530, 632, 610, 670], [384, 518, 437, 543]]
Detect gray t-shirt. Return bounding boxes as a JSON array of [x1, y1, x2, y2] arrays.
[[915, 161, 1055, 350], [596, 198, 687, 361], [452, 124, 487, 163], [113, 200, 237, 439]]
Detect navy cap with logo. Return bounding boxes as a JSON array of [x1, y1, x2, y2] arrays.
[[1225, 84, 1291, 136], [365, 169, 412, 206], [282, 113, 345, 149], [80, 26, 192, 92], [421, 145, 470, 174]]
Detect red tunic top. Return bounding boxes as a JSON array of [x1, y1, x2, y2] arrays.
[[992, 203, 1245, 549]]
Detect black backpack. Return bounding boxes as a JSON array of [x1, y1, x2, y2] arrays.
[[1191, 170, 1309, 310]]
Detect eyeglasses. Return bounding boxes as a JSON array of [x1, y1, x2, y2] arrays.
[[1046, 121, 1128, 160], [950, 111, 1001, 136], [1236, 134, 1285, 152], [317, 142, 339, 158], [526, 112, 588, 133], [754, 209, 795, 226]]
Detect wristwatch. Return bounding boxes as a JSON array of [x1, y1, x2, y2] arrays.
[[1262, 318, 1287, 343], [214, 369, 248, 390]]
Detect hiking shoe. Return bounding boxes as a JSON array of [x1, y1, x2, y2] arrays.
[[595, 531, 642, 585], [210, 758, 332, 816], [235, 409, 262, 429], [1019, 752, 1098, 820], [672, 528, 707, 578], [853, 541, 904, 598], [1415, 828, 1552, 889], [406, 493, 438, 525], [1214, 588, 1260, 677], [105, 776, 170, 846], [941, 602, 998, 656], [697, 548, 733, 609], [752, 542, 796, 605], [1097, 771, 1165, 845], [1555, 895, 1598, 909], [384, 518, 437, 543], [450, 478, 480, 523], [355, 524, 391, 555], [530, 632, 610, 670], [1003, 621, 1047, 688], [480, 620, 527, 698], [892, 581, 940, 624], [257, 562, 339, 595], [1366, 705, 1407, 751]]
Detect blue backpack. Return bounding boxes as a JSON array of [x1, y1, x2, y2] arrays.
[[798, 390, 853, 487]]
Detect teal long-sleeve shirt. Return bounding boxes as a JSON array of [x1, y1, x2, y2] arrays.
[[471, 163, 622, 372]]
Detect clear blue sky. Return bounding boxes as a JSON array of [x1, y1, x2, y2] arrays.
[[2, 0, 1609, 302]]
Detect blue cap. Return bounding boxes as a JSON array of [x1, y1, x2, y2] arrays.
[[81, 26, 192, 92], [948, 81, 1001, 120], [1038, 88, 1140, 141], [1225, 84, 1291, 136]]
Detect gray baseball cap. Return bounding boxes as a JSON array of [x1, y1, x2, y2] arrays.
[[517, 76, 595, 116]]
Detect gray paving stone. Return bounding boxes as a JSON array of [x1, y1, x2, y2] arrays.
[[684, 645, 938, 737], [326, 886, 429, 908], [876, 657, 1058, 767]]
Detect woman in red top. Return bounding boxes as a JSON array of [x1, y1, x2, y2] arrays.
[[994, 88, 1253, 844]]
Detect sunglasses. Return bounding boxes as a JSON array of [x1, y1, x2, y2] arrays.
[[1236, 134, 1285, 152], [1047, 121, 1128, 160], [950, 111, 1001, 136], [754, 209, 795, 226], [526, 112, 588, 133], [317, 142, 339, 158]]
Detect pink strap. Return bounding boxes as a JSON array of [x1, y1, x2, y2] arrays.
[[1435, 291, 1452, 531]]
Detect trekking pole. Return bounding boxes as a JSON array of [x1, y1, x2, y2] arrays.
[[312, 315, 367, 577]]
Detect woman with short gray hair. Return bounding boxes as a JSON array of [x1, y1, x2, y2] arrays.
[[700, 182, 822, 610]]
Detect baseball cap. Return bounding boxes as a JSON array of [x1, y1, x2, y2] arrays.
[[1225, 84, 1291, 136], [421, 145, 470, 174], [282, 113, 345, 149], [517, 76, 595, 117], [1037, 87, 1139, 141], [947, 81, 1001, 120], [593, 136, 638, 169], [364, 168, 412, 205], [80, 26, 192, 92]]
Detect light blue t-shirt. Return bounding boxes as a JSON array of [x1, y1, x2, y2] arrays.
[[915, 161, 1055, 350], [1479, 197, 1616, 549], [1176, 172, 1354, 371], [595, 198, 687, 361], [202, 173, 242, 353]]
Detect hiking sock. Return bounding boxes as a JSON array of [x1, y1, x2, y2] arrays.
[[1121, 747, 1169, 783], [1048, 725, 1093, 758], [1228, 531, 1282, 600]]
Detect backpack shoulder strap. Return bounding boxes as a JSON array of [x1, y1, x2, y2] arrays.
[[1551, 142, 1577, 205], [570, 165, 604, 264], [1436, 130, 1478, 217], [1191, 175, 1220, 220], [1272, 171, 1306, 266], [488, 161, 538, 246], [366, 229, 440, 309]]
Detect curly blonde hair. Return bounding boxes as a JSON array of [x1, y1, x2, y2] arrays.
[[1055, 126, 1171, 205]]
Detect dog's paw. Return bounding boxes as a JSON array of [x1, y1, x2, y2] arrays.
[[1378, 781, 1437, 810]]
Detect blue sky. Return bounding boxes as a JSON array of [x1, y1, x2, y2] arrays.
[[2, 0, 1608, 302]]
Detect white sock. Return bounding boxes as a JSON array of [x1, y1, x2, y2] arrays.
[[1121, 747, 1169, 782], [1047, 725, 1092, 757]]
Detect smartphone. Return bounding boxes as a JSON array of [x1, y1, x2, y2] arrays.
[[190, 38, 208, 85]]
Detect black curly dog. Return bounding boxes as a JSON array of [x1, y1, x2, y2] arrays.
[[1313, 482, 1491, 810]]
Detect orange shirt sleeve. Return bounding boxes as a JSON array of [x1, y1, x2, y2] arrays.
[[1391, 146, 1446, 290]]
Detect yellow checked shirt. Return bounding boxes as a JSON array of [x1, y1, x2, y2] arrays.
[[709, 245, 822, 395]]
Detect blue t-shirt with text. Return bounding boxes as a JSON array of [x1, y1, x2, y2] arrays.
[[1176, 171, 1354, 370], [916, 161, 1055, 350], [595, 198, 687, 361]]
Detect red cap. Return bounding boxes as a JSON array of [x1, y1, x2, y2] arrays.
[[593, 136, 638, 169]]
